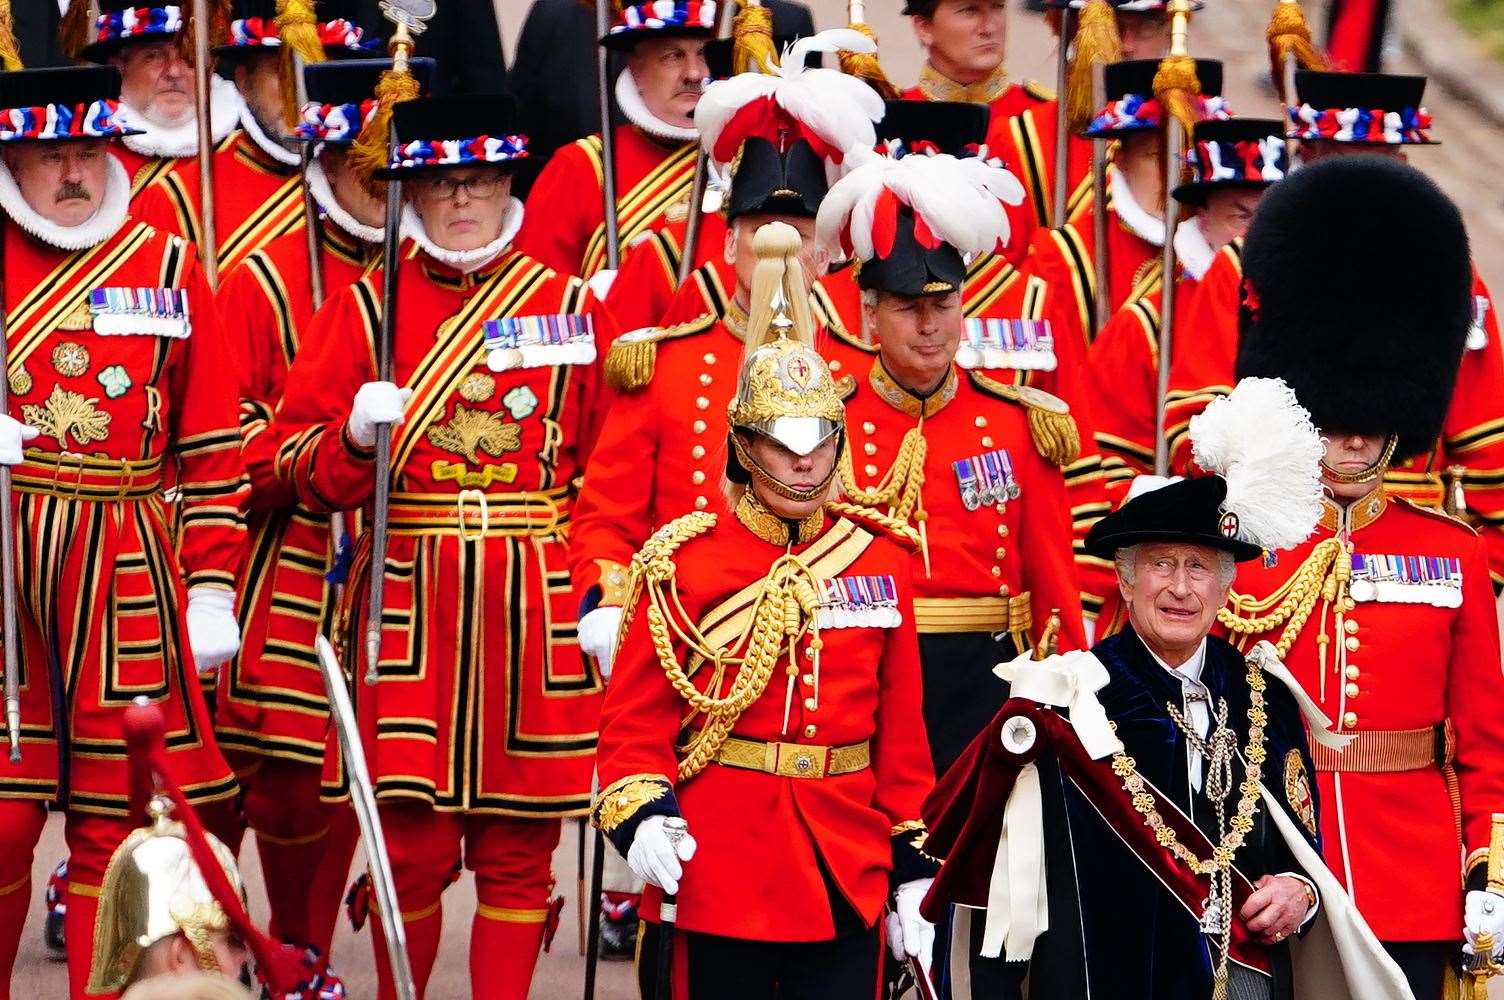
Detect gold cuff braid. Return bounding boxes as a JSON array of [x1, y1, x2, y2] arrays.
[[593, 773, 673, 833]]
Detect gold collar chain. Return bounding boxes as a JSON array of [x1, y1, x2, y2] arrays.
[[917, 62, 1010, 105], [735, 491, 824, 546], [869, 359, 958, 420]]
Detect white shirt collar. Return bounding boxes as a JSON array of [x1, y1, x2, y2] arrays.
[[1140, 634, 1209, 685]]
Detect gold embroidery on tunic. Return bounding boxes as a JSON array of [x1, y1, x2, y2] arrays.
[[22, 385, 111, 449], [425, 406, 522, 463]]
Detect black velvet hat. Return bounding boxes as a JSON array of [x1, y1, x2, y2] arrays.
[[1289, 70, 1436, 145], [1172, 117, 1288, 205], [1235, 155, 1471, 459], [1084, 58, 1224, 139], [875, 99, 989, 158], [855, 210, 967, 297], [376, 95, 530, 178], [81, 1, 185, 61], [0, 66, 142, 143], [294, 56, 437, 144], [726, 137, 827, 221], [212, 0, 371, 60], [1085, 475, 1263, 561]]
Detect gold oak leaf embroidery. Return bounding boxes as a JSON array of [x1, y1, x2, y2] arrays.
[[22, 385, 111, 449], [425, 405, 522, 464]]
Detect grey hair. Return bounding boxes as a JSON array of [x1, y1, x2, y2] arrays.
[[1114, 543, 1236, 589], [861, 288, 880, 309]]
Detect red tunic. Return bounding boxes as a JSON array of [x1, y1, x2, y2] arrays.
[[515, 125, 698, 278], [259, 246, 613, 815], [1165, 243, 1504, 588], [595, 507, 935, 940], [898, 73, 1052, 132], [840, 362, 1085, 649], [1220, 494, 1504, 940], [214, 222, 380, 765], [570, 308, 874, 602], [984, 99, 1095, 265], [132, 131, 306, 278], [0, 219, 245, 814]]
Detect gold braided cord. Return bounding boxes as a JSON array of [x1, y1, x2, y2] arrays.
[[839, 425, 927, 520], [825, 500, 921, 548], [840, 22, 899, 100], [1266, 0, 1328, 102], [1218, 537, 1351, 656], [732, 4, 777, 75]]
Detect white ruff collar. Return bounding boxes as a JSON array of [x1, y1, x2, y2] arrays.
[[1109, 164, 1165, 247], [0, 155, 130, 251], [307, 159, 383, 245], [240, 102, 301, 167], [615, 70, 698, 144], [1173, 214, 1215, 282], [119, 74, 243, 159], [401, 196, 525, 273]]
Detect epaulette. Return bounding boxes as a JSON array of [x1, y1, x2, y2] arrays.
[[1392, 496, 1480, 536], [826, 500, 921, 551], [1023, 79, 1056, 102], [968, 371, 1081, 467], [603, 312, 717, 392]]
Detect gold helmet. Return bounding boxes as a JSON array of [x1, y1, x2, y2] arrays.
[[89, 794, 246, 995], [726, 222, 845, 502]]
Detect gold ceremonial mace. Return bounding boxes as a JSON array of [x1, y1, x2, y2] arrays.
[[190, 0, 220, 289], [1151, 0, 1194, 477], [364, 0, 434, 687]]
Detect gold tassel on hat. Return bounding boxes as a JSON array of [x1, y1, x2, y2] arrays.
[[0, 0, 24, 71], [733, 3, 777, 75], [1152, 55, 1200, 161], [1066, 0, 1120, 135], [1265, 0, 1327, 102], [348, 67, 419, 184], [58, 0, 94, 62], [276, 0, 327, 129], [839, 22, 899, 100]]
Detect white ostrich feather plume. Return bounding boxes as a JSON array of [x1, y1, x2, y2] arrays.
[[815, 147, 1027, 264], [694, 28, 885, 169], [1190, 377, 1325, 552]]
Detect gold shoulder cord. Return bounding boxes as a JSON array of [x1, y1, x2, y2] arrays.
[[630, 511, 831, 782], [838, 425, 931, 571]]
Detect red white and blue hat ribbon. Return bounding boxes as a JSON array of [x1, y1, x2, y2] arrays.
[[227, 17, 371, 51], [1287, 104, 1432, 144], [1186, 136, 1288, 186], [295, 100, 378, 143], [389, 134, 530, 171], [0, 99, 139, 143], [609, 0, 716, 36], [95, 6, 183, 46], [1086, 93, 1231, 136]]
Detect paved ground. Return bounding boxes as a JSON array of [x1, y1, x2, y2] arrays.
[[13, 5, 1504, 997]]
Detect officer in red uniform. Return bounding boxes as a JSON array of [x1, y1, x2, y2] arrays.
[[899, 0, 1052, 132], [1217, 155, 1504, 1000], [514, 0, 715, 280], [1166, 70, 1504, 589], [814, 111, 1085, 775], [71, 0, 242, 206], [124, 0, 372, 275], [257, 93, 613, 999], [1088, 116, 1287, 483], [0, 64, 245, 1000], [593, 221, 938, 998], [213, 54, 434, 962]]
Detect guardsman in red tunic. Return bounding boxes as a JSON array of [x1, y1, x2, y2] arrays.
[[258, 93, 612, 1000], [126, 0, 372, 275], [1166, 70, 1504, 589], [514, 0, 714, 281], [593, 224, 938, 998], [1088, 116, 1287, 484], [814, 111, 1085, 776], [0, 65, 245, 1000], [69, 1, 242, 207], [1214, 157, 1504, 1000], [213, 55, 432, 961], [985, 0, 1187, 261], [898, 0, 1052, 132]]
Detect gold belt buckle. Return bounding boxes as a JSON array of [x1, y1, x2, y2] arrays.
[[456, 488, 490, 540], [773, 742, 826, 779]]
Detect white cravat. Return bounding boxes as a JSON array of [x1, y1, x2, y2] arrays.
[[1143, 636, 1211, 793]]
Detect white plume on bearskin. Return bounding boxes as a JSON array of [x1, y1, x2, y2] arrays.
[[1189, 376, 1325, 552], [814, 146, 1026, 264], [694, 29, 885, 175]]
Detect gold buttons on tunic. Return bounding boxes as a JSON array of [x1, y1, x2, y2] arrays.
[[804, 697, 817, 712], [991, 566, 1002, 577], [981, 436, 994, 448], [699, 373, 712, 386], [864, 443, 877, 456], [695, 396, 710, 410], [975, 416, 988, 428], [830, 360, 843, 373], [804, 725, 817, 738], [694, 496, 707, 510], [1344, 619, 1359, 634], [692, 445, 706, 459], [864, 464, 879, 476], [1345, 665, 1360, 680], [691, 471, 706, 485], [1342, 711, 1358, 728], [995, 548, 1007, 560], [863, 421, 876, 434], [997, 525, 1009, 537], [703, 353, 717, 365], [1345, 683, 1360, 699], [1344, 636, 1360, 652], [693, 420, 707, 434], [801, 673, 814, 687]]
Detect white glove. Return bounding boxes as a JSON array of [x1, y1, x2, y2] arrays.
[[347, 382, 412, 449], [586, 267, 618, 301], [186, 587, 240, 674], [886, 878, 936, 973], [0, 416, 39, 466], [1464, 889, 1504, 956], [626, 815, 697, 895], [578, 606, 624, 679]]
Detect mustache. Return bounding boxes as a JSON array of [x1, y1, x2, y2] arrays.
[[55, 181, 92, 203]]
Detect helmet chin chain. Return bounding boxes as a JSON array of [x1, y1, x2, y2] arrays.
[[1319, 434, 1397, 486], [732, 432, 842, 504]]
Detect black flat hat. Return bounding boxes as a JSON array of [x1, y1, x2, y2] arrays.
[[726, 137, 827, 221], [1290, 70, 1437, 145], [1172, 117, 1287, 205], [1085, 476, 1263, 562], [81, 1, 184, 62], [875, 100, 989, 158], [375, 94, 530, 179], [0, 66, 143, 142]]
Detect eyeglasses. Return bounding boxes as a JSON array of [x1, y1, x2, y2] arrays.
[[417, 174, 505, 201]]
